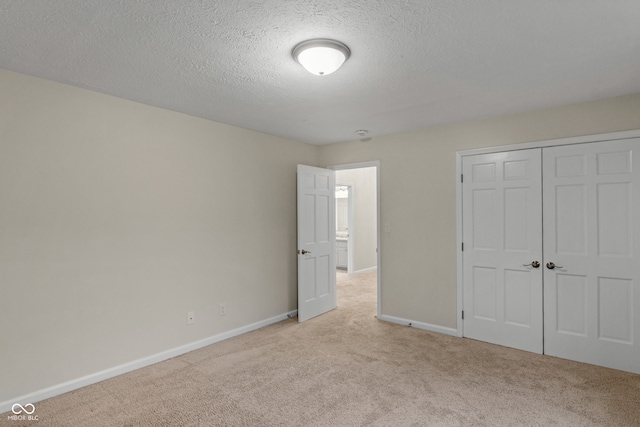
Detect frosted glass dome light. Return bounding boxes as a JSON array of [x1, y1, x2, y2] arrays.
[[292, 39, 351, 76]]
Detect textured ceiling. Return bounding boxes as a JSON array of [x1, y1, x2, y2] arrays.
[[1, 1, 640, 145]]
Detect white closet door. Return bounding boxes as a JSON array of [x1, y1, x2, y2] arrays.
[[462, 149, 543, 353], [543, 139, 640, 373]]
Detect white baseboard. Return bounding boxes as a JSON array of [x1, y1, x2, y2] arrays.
[[352, 266, 377, 275], [378, 314, 458, 337], [0, 310, 298, 415]]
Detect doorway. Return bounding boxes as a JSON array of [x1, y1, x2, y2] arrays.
[[335, 184, 352, 272], [329, 161, 380, 318]]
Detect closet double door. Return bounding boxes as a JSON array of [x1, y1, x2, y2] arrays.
[[462, 138, 640, 373]]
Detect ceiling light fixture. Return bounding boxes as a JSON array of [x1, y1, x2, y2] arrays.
[[292, 39, 350, 76]]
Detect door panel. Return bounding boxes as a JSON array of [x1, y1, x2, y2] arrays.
[[555, 273, 587, 336], [462, 149, 543, 353], [543, 139, 640, 373], [504, 187, 530, 251], [297, 165, 336, 322], [598, 277, 632, 343], [504, 269, 532, 326], [597, 182, 631, 256]]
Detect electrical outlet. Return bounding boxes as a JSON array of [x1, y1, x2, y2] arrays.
[[219, 303, 227, 316], [187, 311, 195, 325]]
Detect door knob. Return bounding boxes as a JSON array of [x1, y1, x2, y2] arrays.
[[523, 261, 540, 268], [297, 249, 312, 255], [546, 262, 563, 270]]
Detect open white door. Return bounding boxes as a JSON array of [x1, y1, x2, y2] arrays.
[[297, 165, 336, 322]]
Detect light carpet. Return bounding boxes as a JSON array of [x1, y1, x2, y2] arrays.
[[4, 269, 640, 426]]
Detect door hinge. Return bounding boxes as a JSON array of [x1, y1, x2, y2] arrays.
[[461, 242, 464, 251], [461, 174, 463, 183], [462, 310, 464, 320]]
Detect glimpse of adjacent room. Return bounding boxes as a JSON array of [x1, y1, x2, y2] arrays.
[[334, 166, 378, 310]]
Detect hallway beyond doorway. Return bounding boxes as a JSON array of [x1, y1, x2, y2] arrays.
[[336, 268, 377, 314]]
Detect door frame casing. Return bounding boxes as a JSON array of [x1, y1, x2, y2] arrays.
[[456, 129, 640, 337], [328, 161, 381, 319]]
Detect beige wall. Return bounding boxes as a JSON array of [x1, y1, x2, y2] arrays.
[[319, 93, 640, 329], [0, 69, 318, 402], [335, 167, 377, 272]]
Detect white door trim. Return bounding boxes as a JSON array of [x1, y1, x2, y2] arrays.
[[328, 161, 381, 319], [456, 129, 640, 337]]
